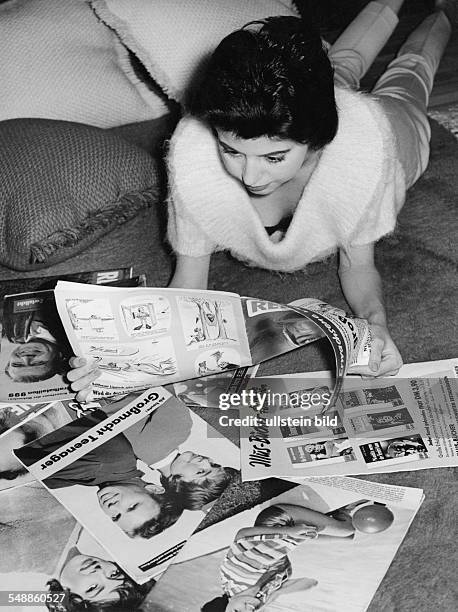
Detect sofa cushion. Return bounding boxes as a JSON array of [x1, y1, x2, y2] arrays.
[[90, 0, 298, 104], [0, 0, 169, 128], [0, 118, 161, 271]]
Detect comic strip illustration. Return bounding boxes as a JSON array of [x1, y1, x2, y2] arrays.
[[65, 298, 117, 340], [194, 348, 241, 377], [178, 297, 239, 349], [120, 295, 171, 338]]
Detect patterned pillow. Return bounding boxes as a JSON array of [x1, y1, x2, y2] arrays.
[[90, 0, 298, 104], [0, 119, 161, 271], [0, 0, 169, 127]]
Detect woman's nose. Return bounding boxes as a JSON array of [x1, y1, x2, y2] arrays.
[[242, 158, 262, 186]]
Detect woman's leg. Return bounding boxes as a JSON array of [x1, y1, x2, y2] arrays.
[[329, 0, 405, 89], [373, 8, 451, 182]]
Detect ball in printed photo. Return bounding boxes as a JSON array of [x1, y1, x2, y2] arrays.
[[352, 504, 394, 533]]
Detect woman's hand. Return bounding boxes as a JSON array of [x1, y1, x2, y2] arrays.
[[353, 323, 403, 377], [67, 356, 101, 402], [338, 244, 403, 378]]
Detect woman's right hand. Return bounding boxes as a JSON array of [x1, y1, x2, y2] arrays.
[[67, 356, 101, 402]]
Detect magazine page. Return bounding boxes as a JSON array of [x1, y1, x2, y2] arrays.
[[0, 395, 137, 492], [0, 290, 74, 403], [146, 477, 423, 612], [239, 360, 458, 480], [14, 389, 240, 583], [242, 296, 371, 409], [0, 271, 148, 404], [0, 482, 156, 612], [54, 282, 253, 399]]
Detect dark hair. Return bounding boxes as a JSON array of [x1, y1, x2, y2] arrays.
[[255, 504, 295, 527], [130, 493, 182, 539], [201, 594, 229, 612], [0, 425, 38, 480], [189, 16, 337, 150], [46, 573, 155, 612], [160, 466, 237, 510]]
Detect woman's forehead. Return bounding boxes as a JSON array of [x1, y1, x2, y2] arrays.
[[215, 129, 298, 155]]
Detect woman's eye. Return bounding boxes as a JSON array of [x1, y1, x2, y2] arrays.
[[267, 156, 285, 164], [222, 148, 239, 156], [128, 504, 138, 511]]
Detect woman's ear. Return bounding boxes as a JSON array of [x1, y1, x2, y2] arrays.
[[145, 483, 165, 495]]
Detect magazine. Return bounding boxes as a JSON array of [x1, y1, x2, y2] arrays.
[[239, 359, 458, 481], [49, 282, 371, 405], [0, 272, 146, 404], [14, 389, 240, 583], [0, 482, 156, 612], [0, 396, 132, 491], [146, 476, 424, 612]]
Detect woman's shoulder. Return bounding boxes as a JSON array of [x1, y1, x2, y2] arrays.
[[170, 114, 214, 146]]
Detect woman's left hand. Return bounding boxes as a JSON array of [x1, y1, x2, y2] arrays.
[[353, 323, 403, 377]]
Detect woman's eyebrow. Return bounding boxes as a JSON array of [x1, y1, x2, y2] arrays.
[[217, 139, 291, 156]]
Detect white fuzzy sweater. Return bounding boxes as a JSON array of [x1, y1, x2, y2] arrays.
[[167, 87, 407, 272]]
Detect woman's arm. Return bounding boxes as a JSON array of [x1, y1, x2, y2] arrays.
[[168, 253, 211, 289], [338, 243, 403, 376]]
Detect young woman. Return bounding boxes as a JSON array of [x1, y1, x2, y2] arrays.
[[69, 0, 454, 399]]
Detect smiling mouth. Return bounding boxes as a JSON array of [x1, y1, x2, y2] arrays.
[[245, 184, 270, 193]]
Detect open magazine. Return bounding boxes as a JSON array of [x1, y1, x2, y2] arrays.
[[14, 389, 240, 583], [146, 476, 424, 612], [33, 282, 369, 405], [239, 359, 458, 480]]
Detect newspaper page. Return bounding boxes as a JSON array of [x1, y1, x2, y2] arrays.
[[239, 360, 458, 480], [0, 482, 157, 612], [14, 389, 240, 583], [146, 477, 423, 612]]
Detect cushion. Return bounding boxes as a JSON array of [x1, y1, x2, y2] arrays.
[[0, 0, 169, 128], [90, 0, 298, 104], [0, 118, 161, 271]]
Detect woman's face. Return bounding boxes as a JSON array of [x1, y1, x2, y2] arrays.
[[215, 130, 310, 196], [60, 555, 125, 602]]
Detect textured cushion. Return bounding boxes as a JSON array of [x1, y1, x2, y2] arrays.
[[0, 119, 161, 271], [0, 0, 169, 128], [91, 0, 298, 104]]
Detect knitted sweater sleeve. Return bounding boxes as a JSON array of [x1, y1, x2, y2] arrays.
[[166, 118, 218, 257]]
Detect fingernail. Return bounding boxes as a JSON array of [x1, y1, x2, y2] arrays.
[[85, 391, 95, 403]]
